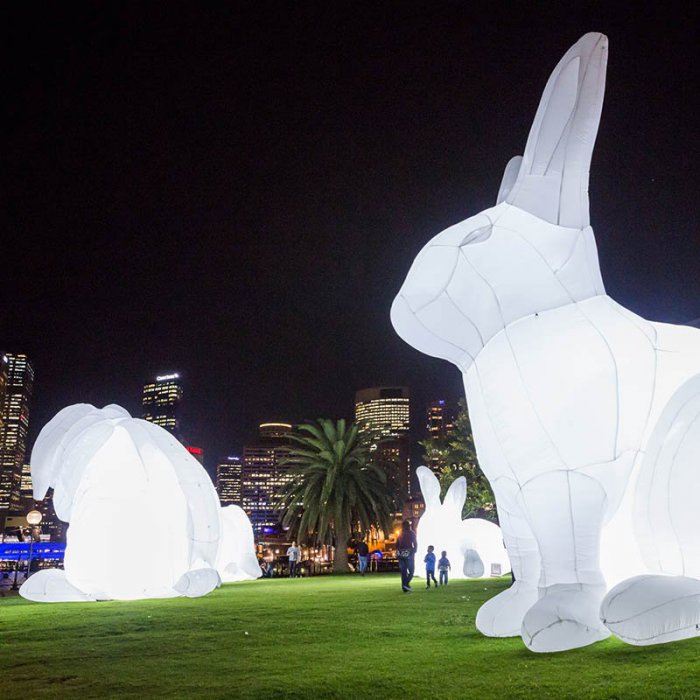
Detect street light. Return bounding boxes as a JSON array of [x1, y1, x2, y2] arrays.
[[24, 510, 42, 583]]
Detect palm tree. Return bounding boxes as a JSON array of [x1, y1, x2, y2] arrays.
[[278, 419, 395, 573]]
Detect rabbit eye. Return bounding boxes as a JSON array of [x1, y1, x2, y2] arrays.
[[460, 224, 492, 246]]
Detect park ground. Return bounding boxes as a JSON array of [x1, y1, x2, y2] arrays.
[[1, 574, 699, 699]]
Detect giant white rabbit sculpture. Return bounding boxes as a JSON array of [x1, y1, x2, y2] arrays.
[[21, 403, 258, 602], [414, 466, 510, 580], [391, 33, 700, 652]]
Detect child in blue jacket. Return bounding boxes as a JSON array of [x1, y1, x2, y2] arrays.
[[424, 545, 437, 588]]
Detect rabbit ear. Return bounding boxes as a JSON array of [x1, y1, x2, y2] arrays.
[[496, 156, 522, 204], [443, 476, 467, 515], [416, 466, 441, 509], [507, 32, 608, 228]]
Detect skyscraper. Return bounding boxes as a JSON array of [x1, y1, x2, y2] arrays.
[[355, 386, 411, 501], [425, 400, 457, 474], [0, 353, 34, 516], [426, 400, 456, 441], [217, 456, 243, 507], [20, 462, 33, 507], [142, 372, 183, 438], [242, 423, 293, 540]]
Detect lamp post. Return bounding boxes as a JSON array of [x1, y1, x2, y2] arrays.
[[25, 510, 43, 581]]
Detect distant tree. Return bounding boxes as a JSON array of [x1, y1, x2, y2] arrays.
[[278, 419, 395, 573], [419, 398, 496, 522]]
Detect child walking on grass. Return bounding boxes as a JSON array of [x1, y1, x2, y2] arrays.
[[438, 550, 451, 585], [424, 545, 437, 588]]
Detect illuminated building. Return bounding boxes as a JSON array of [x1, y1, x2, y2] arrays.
[[20, 463, 33, 507], [259, 422, 292, 439], [426, 400, 456, 440], [242, 423, 292, 540], [355, 386, 411, 501], [36, 495, 65, 542], [425, 399, 457, 474], [0, 354, 34, 517], [142, 373, 183, 437], [402, 496, 426, 524], [186, 446, 204, 465], [0, 358, 6, 429], [217, 456, 242, 507], [355, 387, 410, 445]]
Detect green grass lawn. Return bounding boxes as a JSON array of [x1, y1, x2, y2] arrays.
[[1, 574, 699, 699]]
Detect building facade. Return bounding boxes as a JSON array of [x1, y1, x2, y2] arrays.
[[142, 373, 183, 438], [241, 423, 293, 541], [0, 353, 34, 517], [355, 386, 411, 502], [425, 399, 457, 474], [426, 400, 456, 441], [217, 456, 243, 507]]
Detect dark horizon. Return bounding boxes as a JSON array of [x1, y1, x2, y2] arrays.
[[3, 3, 698, 472]]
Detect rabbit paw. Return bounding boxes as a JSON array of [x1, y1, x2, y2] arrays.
[[521, 583, 610, 652], [19, 569, 97, 603], [476, 581, 538, 637], [174, 568, 221, 598], [601, 575, 700, 646]]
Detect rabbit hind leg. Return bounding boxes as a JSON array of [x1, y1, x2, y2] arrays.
[[601, 574, 700, 645]]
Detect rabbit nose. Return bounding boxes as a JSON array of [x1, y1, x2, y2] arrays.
[[460, 224, 492, 246]]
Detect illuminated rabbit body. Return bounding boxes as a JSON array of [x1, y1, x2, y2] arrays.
[[392, 33, 700, 651], [414, 466, 510, 580], [20, 404, 223, 602]]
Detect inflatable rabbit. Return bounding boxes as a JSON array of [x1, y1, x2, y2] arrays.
[[392, 33, 700, 652], [414, 466, 510, 579], [216, 505, 261, 583], [21, 404, 227, 601]]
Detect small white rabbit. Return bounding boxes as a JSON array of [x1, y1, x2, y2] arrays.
[[392, 33, 700, 651], [21, 404, 224, 601], [216, 505, 262, 583], [414, 466, 510, 580]]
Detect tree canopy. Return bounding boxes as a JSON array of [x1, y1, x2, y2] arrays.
[[419, 398, 496, 521], [278, 418, 395, 572]]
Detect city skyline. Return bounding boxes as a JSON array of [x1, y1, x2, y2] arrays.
[[3, 5, 698, 468], [1, 352, 452, 499]]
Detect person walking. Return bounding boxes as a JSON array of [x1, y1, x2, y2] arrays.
[[287, 541, 300, 578], [438, 550, 451, 586], [357, 540, 370, 575], [396, 520, 417, 593], [424, 545, 438, 588]]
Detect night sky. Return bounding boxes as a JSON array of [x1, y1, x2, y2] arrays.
[[4, 3, 699, 473]]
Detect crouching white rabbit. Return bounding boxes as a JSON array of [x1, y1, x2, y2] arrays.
[[414, 466, 510, 580], [21, 404, 223, 602], [391, 32, 700, 652]]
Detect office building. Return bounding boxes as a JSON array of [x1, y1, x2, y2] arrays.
[[142, 372, 183, 438], [217, 456, 242, 507], [355, 386, 411, 501], [426, 400, 456, 441], [0, 353, 34, 516], [20, 462, 33, 507], [425, 399, 457, 474], [242, 423, 293, 540]]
